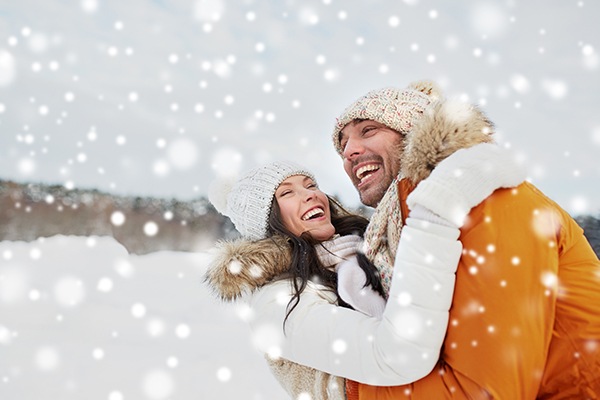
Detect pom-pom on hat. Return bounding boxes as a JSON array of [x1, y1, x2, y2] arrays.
[[332, 80, 443, 155], [208, 161, 316, 241]]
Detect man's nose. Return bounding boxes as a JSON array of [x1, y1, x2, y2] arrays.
[[342, 136, 363, 160]]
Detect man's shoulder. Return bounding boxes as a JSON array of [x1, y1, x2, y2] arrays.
[[463, 182, 569, 229], [481, 181, 561, 212]]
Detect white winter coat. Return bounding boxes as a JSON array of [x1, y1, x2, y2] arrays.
[[206, 220, 462, 387]]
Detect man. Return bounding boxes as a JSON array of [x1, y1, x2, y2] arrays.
[[332, 81, 600, 399]]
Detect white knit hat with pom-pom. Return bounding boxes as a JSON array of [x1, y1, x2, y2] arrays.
[[332, 80, 443, 155], [208, 161, 316, 240]]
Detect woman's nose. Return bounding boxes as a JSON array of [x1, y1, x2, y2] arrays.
[[301, 188, 315, 201]]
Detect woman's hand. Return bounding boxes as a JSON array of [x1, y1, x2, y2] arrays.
[[315, 234, 362, 268], [336, 256, 386, 318]]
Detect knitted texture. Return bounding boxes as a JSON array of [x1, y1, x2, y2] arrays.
[[363, 175, 404, 295], [211, 161, 316, 240], [332, 80, 441, 155], [315, 234, 363, 268]]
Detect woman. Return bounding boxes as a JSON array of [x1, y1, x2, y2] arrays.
[[205, 152, 523, 399]]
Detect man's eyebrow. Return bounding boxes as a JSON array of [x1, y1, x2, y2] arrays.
[[339, 119, 368, 142]]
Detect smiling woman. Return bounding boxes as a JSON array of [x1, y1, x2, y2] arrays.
[[203, 158, 513, 399], [274, 175, 335, 241], [206, 161, 392, 398]]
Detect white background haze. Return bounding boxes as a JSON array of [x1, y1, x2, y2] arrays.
[[0, 0, 599, 214]]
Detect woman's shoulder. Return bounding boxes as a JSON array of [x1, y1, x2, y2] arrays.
[[204, 235, 292, 301]]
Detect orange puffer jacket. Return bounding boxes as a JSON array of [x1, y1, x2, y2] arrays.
[[351, 179, 600, 399]]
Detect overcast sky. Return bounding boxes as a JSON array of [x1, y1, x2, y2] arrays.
[[1, 0, 599, 215]]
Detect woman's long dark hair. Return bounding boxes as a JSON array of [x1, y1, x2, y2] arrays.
[[267, 195, 386, 329]]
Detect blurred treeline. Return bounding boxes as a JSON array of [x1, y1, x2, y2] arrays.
[[1, 179, 599, 257]]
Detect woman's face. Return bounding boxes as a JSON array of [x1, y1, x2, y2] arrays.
[[274, 175, 335, 241]]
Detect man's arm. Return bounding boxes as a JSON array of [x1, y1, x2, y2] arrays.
[[359, 184, 559, 398], [248, 217, 462, 386]]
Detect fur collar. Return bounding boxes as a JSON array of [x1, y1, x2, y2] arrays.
[[401, 99, 495, 184], [205, 235, 292, 301], [205, 98, 495, 301]]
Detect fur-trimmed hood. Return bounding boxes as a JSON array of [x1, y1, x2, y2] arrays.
[[401, 98, 494, 184], [205, 98, 495, 301], [205, 235, 292, 301]]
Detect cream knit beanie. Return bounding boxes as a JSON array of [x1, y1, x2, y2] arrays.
[[332, 80, 443, 155], [208, 161, 316, 240]]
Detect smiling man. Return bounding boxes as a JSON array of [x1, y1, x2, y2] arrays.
[[331, 81, 600, 399], [339, 119, 404, 207], [333, 83, 436, 208]]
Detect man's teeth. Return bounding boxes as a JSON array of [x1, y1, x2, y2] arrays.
[[302, 208, 324, 221], [356, 164, 380, 181]]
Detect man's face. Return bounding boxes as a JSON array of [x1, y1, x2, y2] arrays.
[[339, 120, 403, 207]]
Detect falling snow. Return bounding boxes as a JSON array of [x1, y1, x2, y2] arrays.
[[0, 1, 599, 398], [0, 236, 285, 399], [0, 1, 596, 215]]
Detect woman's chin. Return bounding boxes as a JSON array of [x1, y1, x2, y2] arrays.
[[307, 224, 336, 242]]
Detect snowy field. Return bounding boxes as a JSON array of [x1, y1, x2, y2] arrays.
[[0, 235, 288, 399]]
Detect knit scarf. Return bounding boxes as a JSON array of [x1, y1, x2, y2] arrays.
[[363, 175, 405, 295]]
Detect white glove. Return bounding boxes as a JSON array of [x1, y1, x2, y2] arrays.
[[316, 235, 363, 269], [408, 204, 458, 228], [337, 256, 386, 319], [407, 143, 526, 227]]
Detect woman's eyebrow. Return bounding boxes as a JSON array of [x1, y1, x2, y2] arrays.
[[275, 182, 292, 194]]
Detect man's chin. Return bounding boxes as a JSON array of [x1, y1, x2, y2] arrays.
[[359, 188, 383, 208], [358, 185, 385, 208]]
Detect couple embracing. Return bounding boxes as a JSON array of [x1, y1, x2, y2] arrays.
[[205, 81, 600, 399]]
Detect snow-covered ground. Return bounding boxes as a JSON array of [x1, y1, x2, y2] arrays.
[[0, 235, 288, 399]]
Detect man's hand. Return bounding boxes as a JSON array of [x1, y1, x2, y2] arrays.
[[407, 143, 526, 227]]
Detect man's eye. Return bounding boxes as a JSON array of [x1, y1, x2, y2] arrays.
[[363, 126, 376, 135]]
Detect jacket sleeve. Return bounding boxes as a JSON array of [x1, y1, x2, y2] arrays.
[[248, 219, 462, 386]]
